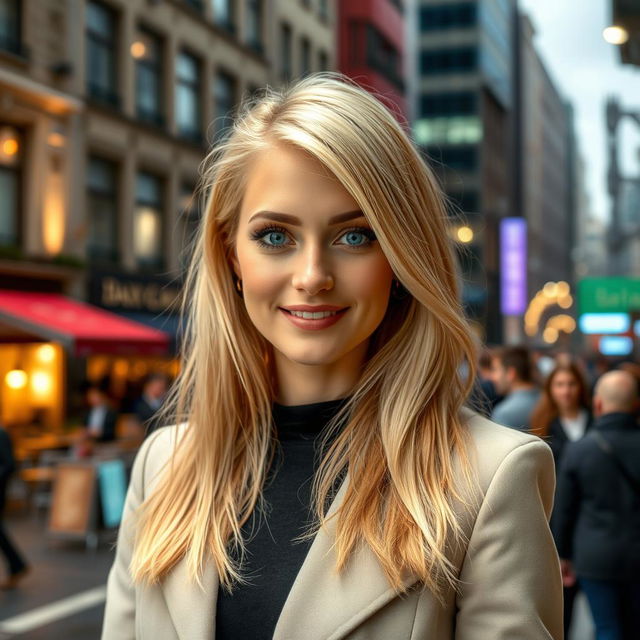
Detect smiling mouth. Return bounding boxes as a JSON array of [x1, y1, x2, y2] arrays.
[[280, 308, 349, 319]]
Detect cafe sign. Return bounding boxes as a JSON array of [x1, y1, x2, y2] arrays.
[[578, 278, 640, 315], [89, 273, 182, 314]]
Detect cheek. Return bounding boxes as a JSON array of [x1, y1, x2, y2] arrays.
[[349, 256, 394, 309]]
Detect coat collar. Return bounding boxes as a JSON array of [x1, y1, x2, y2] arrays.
[[594, 411, 638, 432], [160, 476, 419, 640]]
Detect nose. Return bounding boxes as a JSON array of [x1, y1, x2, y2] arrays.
[[290, 243, 334, 294]]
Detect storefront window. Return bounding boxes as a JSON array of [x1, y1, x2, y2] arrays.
[[175, 50, 202, 143], [134, 27, 163, 127], [87, 156, 119, 265], [86, 1, 119, 107], [134, 172, 164, 271], [0, 125, 21, 248]]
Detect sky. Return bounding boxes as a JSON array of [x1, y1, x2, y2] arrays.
[[519, 0, 640, 222]]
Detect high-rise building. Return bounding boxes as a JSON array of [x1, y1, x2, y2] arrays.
[[412, 0, 516, 341]]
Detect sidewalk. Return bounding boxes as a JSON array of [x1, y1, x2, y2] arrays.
[[0, 510, 115, 639]]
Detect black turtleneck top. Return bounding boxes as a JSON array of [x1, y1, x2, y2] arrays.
[[215, 397, 350, 640]]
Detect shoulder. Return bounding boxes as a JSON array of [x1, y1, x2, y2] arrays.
[[460, 408, 553, 493], [131, 423, 189, 499]]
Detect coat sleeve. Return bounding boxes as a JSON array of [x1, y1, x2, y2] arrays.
[[550, 443, 581, 560], [454, 440, 563, 639], [101, 430, 163, 639]]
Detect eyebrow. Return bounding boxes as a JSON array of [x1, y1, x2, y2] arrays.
[[248, 210, 366, 226]]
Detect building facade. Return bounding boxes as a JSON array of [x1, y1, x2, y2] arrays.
[[0, 0, 335, 432], [337, 0, 407, 122]]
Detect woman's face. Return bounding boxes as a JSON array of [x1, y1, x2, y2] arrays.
[[231, 142, 394, 386], [550, 370, 581, 412]]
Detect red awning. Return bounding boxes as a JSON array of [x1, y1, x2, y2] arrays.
[[0, 289, 170, 357]]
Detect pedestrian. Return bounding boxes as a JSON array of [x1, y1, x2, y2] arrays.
[[530, 362, 593, 637], [489, 345, 541, 431], [553, 370, 640, 640], [102, 73, 561, 639], [134, 373, 169, 438], [0, 422, 29, 589], [82, 383, 118, 443], [468, 348, 502, 417]]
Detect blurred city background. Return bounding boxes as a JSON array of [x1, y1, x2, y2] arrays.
[[0, 0, 638, 638]]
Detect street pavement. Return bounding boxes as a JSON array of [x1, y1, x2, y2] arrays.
[[0, 510, 596, 639]]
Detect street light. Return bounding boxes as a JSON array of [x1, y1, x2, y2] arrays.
[[603, 25, 629, 45]]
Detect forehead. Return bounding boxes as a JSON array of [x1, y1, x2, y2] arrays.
[[238, 143, 360, 225]]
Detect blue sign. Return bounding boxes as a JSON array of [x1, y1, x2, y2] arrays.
[[98, 460, 127, 528], [599, 336, 634, 356]]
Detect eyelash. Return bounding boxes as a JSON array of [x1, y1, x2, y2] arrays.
[[249, 224, 377, 251]]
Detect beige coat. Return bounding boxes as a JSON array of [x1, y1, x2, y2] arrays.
[[102, 410, 562, 639]]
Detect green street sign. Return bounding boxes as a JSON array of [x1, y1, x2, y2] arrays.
[[578, 278, 640, 314]]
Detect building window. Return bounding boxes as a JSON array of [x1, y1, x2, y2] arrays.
[[134, 172, 164, 271], [420, 47, 477, 75], [419, 3, 477, 31], [184, 0, 203, 11], [134, 27, 163, 127], [246, 0, 262, 54], [86, 1, 119, 107], [87, 156, 119, 265], [318, 49, 328, 71], [0, 0, 24, 57], [425, 145, 478, 172], [300, 37, 311, 77], [365, 24, 403, 90], [0, 125, 21, 248], [179, 182, 200, 270], [175, 50, 202, 143], [280, 22, 292, 81], [211, 0, 234, 33], [213, 70, 236, 142], [318, 0, 328, 22], [419, 91, 477, 118]]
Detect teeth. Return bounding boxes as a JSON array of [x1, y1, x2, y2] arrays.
[[289, 310, 339, 319]]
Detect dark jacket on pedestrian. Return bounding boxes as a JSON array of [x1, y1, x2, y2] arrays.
[[546, 413, 593, 471], [553, 412, 640, 581], [82, 407, 118, 442], [0, 427, 16, 512]]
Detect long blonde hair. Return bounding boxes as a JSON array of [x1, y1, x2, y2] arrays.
[[130, 73, 478, 602]]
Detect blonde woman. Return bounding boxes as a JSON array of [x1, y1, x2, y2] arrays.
[[102, 74, 562, 639]]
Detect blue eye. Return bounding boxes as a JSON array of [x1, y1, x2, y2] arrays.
[[340, 228, 376, 247], [250, 225, 291, 250]]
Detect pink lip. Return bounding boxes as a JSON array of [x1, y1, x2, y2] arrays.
[[281, 305, 347, 312], [279, 307, 349, 331]]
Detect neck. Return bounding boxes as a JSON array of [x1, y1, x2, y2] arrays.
[[510, 381, 535, 392], [273, 340, 368, 406], [559, 407, 580, 419]]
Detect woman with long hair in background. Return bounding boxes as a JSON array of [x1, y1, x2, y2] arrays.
[[531, 362, 593, 638], [102, 74, 561, 639]]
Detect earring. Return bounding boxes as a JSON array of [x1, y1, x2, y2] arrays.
[[234, 276, 243, 297], [392, 279, 408, 300]]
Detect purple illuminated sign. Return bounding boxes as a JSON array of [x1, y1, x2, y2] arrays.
[[500, 218, 527, 315]]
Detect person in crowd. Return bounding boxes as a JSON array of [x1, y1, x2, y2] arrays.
[[102, 74, 561, 639], [530, 362, 593, 638], [134, 373, 170, 438], [553, 369, 640, 640], [489, 345, 541, 431], [82, 384, 118, 443], [468, 348, 501, 417], [0, 422, 29, 589]]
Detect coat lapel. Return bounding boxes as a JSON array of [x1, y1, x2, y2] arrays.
[[159, 475, 418, 640], [273, 477, 419, 640]]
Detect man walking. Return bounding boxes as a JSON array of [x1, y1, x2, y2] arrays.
[[0, 423, 29, 589], [489, 345, 540, 431], [553, 370, 640, 640]]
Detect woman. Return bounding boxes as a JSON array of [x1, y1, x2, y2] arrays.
[[530, 363, 592, 469], [102, 74, 561, 639], [531, 363, 592, 639]]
